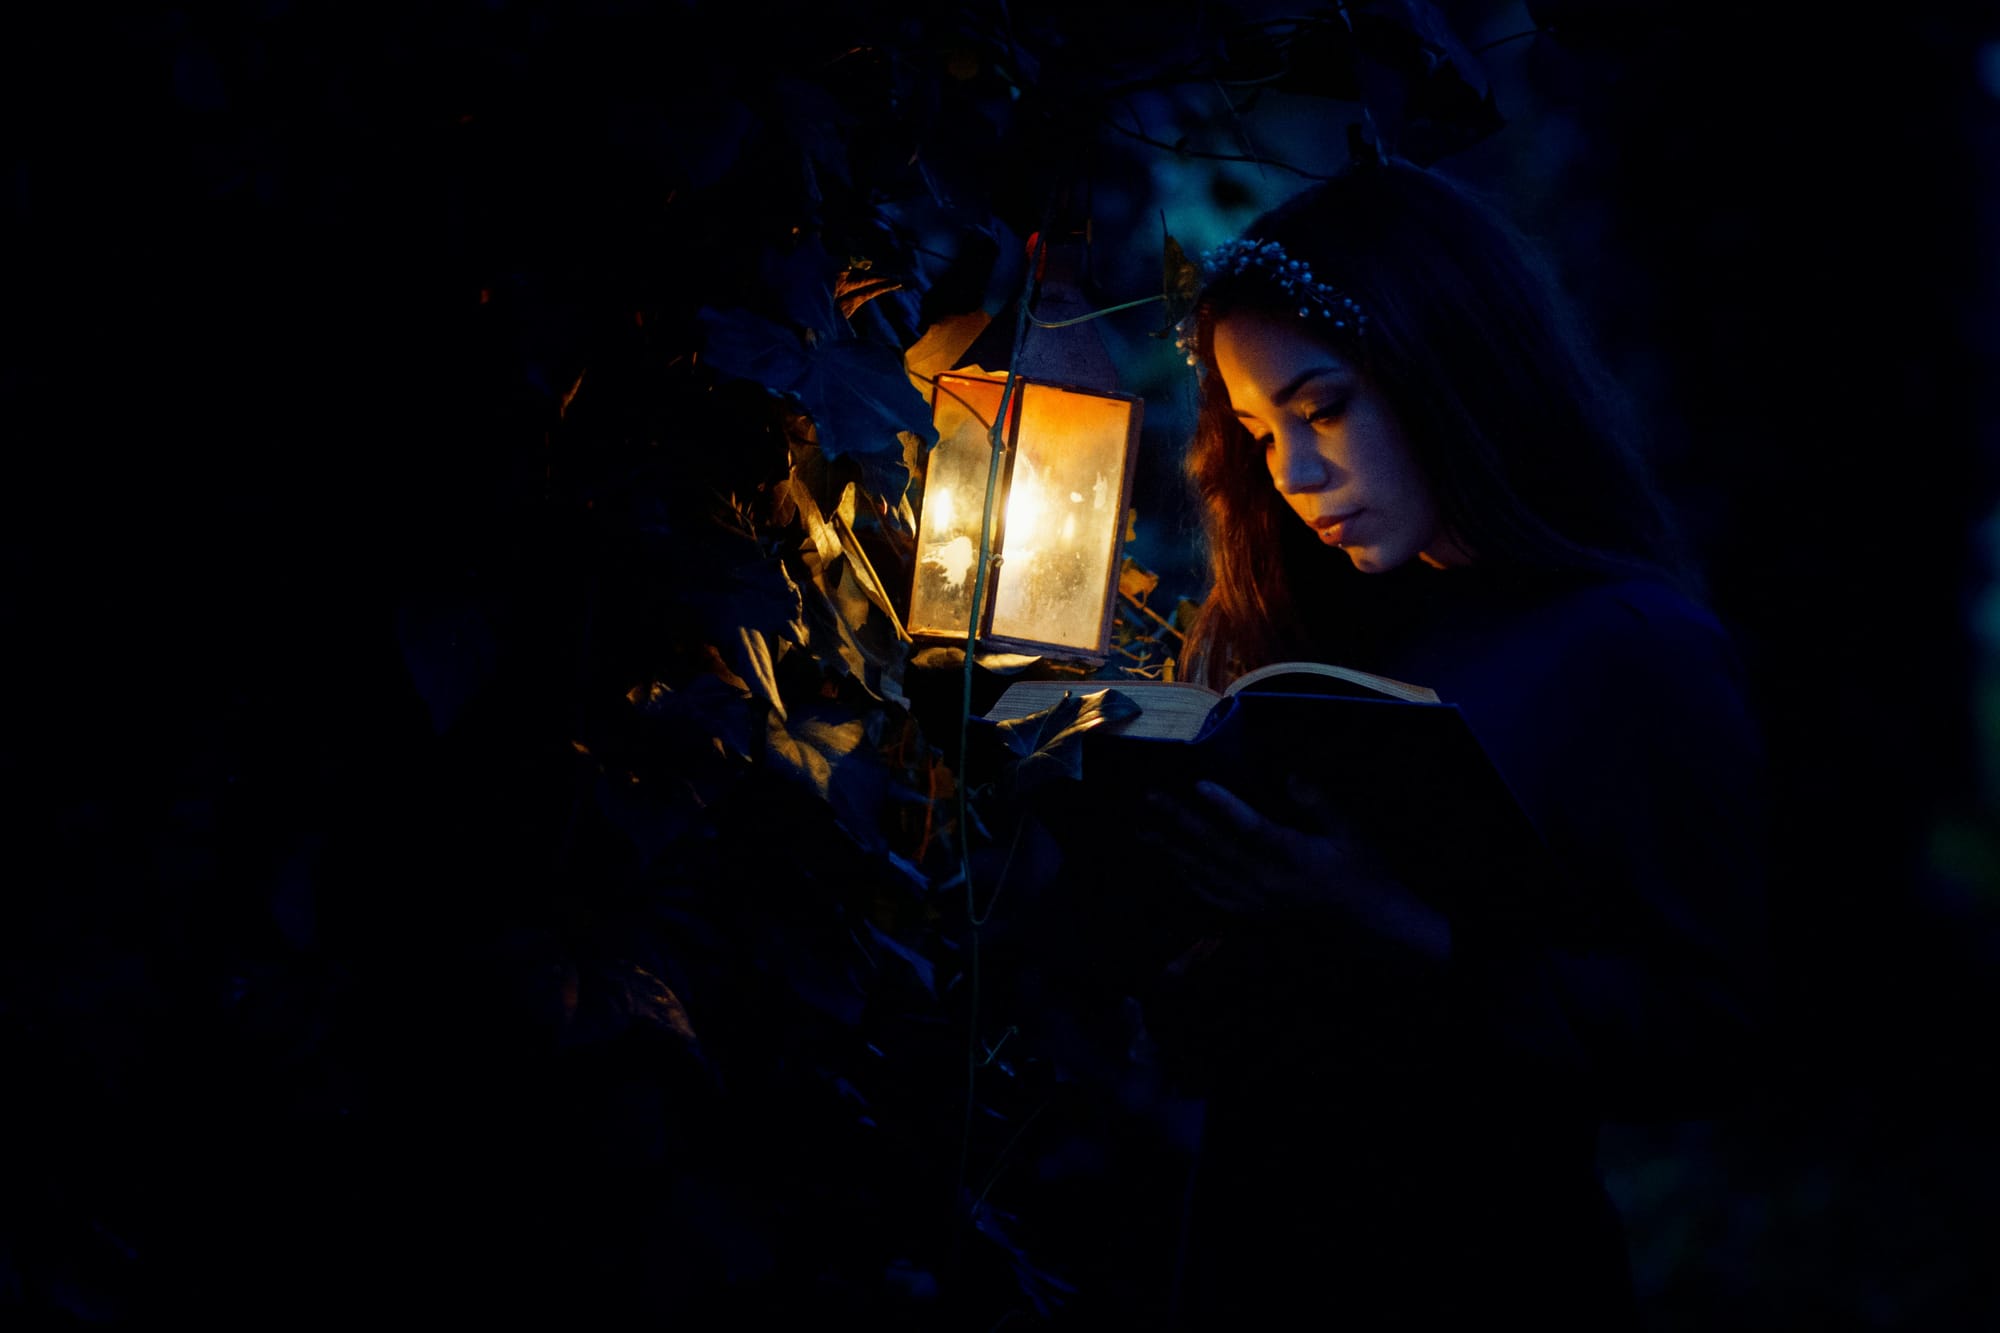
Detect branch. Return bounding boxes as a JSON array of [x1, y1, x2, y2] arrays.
[[1100, 118, 1331, 181], [1120, 588, 1186, 643]]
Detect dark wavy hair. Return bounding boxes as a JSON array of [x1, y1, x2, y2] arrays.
[[1180, 158, 1693, 686]]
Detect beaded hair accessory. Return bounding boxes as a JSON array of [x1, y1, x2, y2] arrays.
[[1173, 237, 1368, 367]]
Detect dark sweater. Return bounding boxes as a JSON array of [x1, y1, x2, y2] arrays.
[[1168, 565, 1768, 1328]]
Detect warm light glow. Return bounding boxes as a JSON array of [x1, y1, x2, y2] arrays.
[[932, 534, 975, 593], [910, 374, 1007, 639], [988, 384, 1133, 650], [908, 371, 1142, 656], [928, 484, 956, 536]]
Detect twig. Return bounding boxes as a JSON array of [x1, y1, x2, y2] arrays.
[[1120, 588, 1187, 642], [1101, 119, 1331, 181], [1211, 77, 1268, 179], [968, 1100, 1051, 1217]]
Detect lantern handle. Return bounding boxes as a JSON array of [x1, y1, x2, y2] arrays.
[[1026, 292, 1166, 330]]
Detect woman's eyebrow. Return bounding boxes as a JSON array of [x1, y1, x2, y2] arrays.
[[1232, 365, 1346, 416]]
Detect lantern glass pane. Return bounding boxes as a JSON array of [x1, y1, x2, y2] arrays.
[[908, 374, 1007, 639], [988, 383, 1137, 651]]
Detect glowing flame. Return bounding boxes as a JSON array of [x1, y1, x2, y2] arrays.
[[928, 535, 976, 592]]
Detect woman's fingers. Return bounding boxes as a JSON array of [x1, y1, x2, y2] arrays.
[[1147, 789, 1276, 913], [1154, 835, 1256, 911], [1192, 780, 1269, 836]]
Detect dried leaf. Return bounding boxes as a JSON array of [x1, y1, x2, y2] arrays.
[[836, 269, 906, 321], [1118, 558, 1160, 603], [904, 310, 993, 398], [617, 963, 699, 1043]]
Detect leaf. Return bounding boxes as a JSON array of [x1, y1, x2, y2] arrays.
[[395, 592, 497, 735], [630, 674, 757, 763], [799, 339, 937, 460], [1118, 558, 1160, 603], [699, 306, 937, 464], [696, 305, 813, 389], [1393, 0, 1491, 98], [764, 234, 843, 341], [862, 918, 936, 995], [761, 703, 893, 853], [836, 268, 907, 321], [798, 560, 909, 707], [725, 625, 785, 718], [904, 310, 993, 398], [613, 962, 700, 1044], [1162, 232, 1201, 332], [908, 647, 1044, 674], [991, 687, 1143, 796], [681, 549, 807, 717], [787, 474, 843, 573]]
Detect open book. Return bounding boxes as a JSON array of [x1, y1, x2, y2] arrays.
[[984, 662, 1552, 922], [985, 660, 1439, 741]]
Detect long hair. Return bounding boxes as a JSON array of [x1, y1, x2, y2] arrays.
[[1180, 158, 1693, 686]]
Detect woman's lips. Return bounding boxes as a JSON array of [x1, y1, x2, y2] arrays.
[[1313, 511, 1362, 543]]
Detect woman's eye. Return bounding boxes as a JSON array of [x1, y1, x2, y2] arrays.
[[1305, 399, 1348, 425]]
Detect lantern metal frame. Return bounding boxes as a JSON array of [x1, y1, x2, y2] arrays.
[[907, 368, 1144, 665]]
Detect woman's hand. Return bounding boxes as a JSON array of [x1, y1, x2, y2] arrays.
[[1146, 778, 1453, 964]]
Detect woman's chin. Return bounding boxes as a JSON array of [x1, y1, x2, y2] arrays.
[[1341, 546, 1392, 574]]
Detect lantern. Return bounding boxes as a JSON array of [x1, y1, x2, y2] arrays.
[[907, 235, 1145, 662], [908, 370, 1143, 661]]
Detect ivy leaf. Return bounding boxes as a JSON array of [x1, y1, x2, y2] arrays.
[[799, 339, 938, 461], [681, 547, 807, 718], [761, 703, 892, 853], [764, 234, 844, 342], [991, 687, 1142, 796], [696, 305, 812, 391], [698, 307, 935, 465]]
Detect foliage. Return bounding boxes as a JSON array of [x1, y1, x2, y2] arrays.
[[1, 0, 1507, 1325], [538, 2, 1505, 1318]]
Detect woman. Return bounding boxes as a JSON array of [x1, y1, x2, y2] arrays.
[[1147, 159, 1767, 1327]]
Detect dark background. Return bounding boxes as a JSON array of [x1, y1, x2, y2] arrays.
[[5, 0, 1997, 1326]]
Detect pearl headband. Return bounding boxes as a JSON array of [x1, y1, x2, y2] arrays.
[[1174, 237, 1368, 367]]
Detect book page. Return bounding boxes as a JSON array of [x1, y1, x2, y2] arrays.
[[1225, 660, 1438, 704]]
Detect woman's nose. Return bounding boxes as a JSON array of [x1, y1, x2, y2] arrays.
[[1269, 427, 1333, 493]]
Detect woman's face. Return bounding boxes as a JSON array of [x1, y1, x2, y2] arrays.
[[1213, 310, 1466, 573]]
